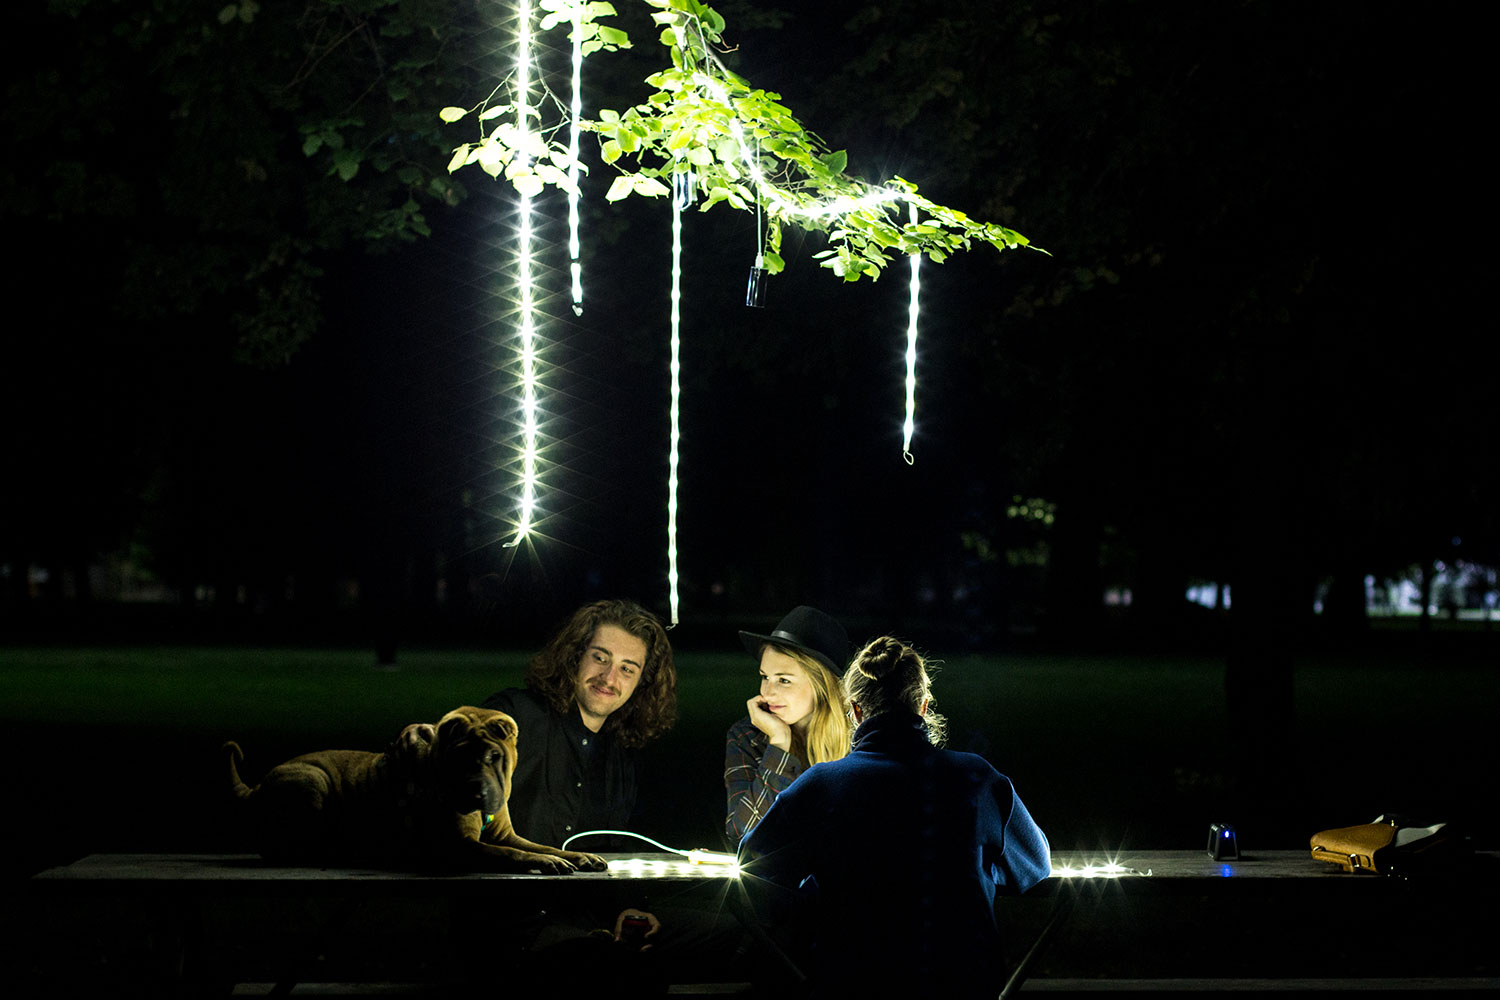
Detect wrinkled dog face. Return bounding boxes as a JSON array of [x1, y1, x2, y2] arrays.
[[434, 709, 518, 819]]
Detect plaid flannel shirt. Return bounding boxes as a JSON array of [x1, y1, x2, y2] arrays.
[[723, 715, 806, 847]]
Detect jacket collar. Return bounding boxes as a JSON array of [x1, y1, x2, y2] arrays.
[[852, 709, 930, 752]]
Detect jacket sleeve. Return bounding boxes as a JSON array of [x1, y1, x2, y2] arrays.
[[724, 719, 805, 846], [988, 776, 1051, 894]]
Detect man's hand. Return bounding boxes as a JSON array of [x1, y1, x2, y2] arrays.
[[746, 694, 792, 752], [613, 908, 661, 951]]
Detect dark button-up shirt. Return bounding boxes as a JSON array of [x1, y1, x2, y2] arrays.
[[481, 687, 638, 849]]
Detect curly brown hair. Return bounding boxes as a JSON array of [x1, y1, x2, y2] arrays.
[[525, 599, 677, 748]]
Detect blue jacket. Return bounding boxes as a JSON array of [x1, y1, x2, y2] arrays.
[[738, 710, 1050, 995]]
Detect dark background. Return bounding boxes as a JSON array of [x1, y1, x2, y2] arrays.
[[3, 1, 1496, 867]]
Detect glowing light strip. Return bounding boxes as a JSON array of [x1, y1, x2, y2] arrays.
[[694, 71, 904, 223], [903, 202, 920, 464], [561, 829, 740, 871], [513, 0, 539, 542], [567, 4, 583, 316], [666, 185, 683, 626], [1050, 861, 1152, 879]]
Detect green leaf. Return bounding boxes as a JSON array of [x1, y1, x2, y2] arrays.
[[763, 251, 785, 275], [605, 175, 636, 202], [821, 150, 847, 173], [633, 175, 671, 198], [439, 106, 468, 123], [331, 150, 360, 181], [512, 173, 545, 198]]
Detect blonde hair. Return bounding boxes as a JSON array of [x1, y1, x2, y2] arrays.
[[768, 645, 852, 765], [842, 636, 947, 747]]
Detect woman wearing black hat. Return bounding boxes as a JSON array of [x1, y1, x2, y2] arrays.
[[724, 606, 854, 846]]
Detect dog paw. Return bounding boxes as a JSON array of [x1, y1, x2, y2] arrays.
[[530, 855, 577, 875], [565, 851, 608, 872], [394, 723, 436, 757]]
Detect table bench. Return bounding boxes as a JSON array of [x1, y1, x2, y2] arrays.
[[20, 850, 1500, 996]]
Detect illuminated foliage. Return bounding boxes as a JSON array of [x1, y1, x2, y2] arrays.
[[440, 0, 1040, 282]]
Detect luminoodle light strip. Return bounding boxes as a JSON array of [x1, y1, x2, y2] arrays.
[[667, 182, 684, 626], [903, 203, 921, 463], [568, 3, 583, 315], [513, 0, 538, 541]]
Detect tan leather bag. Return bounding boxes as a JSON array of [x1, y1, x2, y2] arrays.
[[1310, 821, 1398, 873], [1310, 817, 1458, 875]]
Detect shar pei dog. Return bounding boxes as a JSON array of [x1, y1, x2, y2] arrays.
[[224, 706, 606, 873]]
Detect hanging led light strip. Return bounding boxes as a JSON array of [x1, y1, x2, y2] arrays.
[[692, 60, 921, 465], [511, 0, 539, 543], [695, 72, 904, 223], [666, 179, 685, 626], [903, 203, 921, 464], [567, 4, 584, 316]]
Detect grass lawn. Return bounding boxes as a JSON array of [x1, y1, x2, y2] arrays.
[[3, 639, 1495, 879]]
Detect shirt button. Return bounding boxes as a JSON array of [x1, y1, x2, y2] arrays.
[[565, 825, 573, 832], [576, 782, 583, 788], [581, 738, 590, 745]]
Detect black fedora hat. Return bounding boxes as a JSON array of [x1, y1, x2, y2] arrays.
[[739, 606, 851, 677]]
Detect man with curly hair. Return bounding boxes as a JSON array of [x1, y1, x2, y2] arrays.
[[483, 598, 678, 849]]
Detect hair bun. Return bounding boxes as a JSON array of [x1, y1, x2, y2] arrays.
[[852, 636, 906, 679]]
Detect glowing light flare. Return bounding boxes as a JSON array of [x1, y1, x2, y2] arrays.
[[1049, 860, 1152, 879], [902, 203, 920, 464]]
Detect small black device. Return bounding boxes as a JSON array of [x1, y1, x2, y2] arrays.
[[1207, 822, 1240, 860]]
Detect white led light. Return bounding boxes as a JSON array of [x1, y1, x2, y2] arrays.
[[1050, 859, 1150, 879], [903, 202, 920, 464], [694, 71, 903, 224], [568, 2, 583, 315], [511, 0, 539, 543], [666, 187, 683, 627]]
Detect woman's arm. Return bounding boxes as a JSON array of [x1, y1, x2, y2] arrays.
[[724, 718, 805, 845]]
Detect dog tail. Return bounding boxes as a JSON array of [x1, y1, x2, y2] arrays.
[[224, 741, 254, 800]]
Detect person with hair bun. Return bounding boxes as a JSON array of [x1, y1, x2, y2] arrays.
[[724, 606, 853, 845], [739, 636, 1050, 998]]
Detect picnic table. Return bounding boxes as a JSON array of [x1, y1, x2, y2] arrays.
[[21, 850, 1500, 995]]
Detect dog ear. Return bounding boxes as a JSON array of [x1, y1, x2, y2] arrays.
[[483, 713, 519, 744], [435, 710, 471, 748]]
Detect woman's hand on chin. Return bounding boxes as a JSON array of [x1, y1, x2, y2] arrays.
[[746, 694, 793, 751]]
